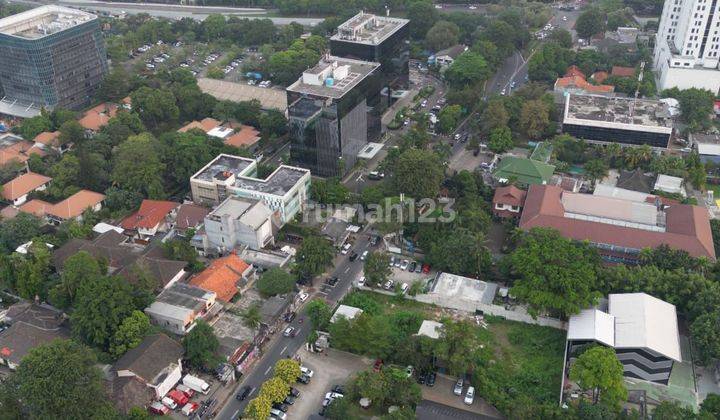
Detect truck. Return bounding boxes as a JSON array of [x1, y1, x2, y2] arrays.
[[182, 374, 210, 394]]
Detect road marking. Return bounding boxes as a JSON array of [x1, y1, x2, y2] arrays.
[[264, 366, 272, 375], [248, 387, 256, 397], [280, 345, 288, 354], [233, 409, 239, 419], [344, 267, 350, 273]]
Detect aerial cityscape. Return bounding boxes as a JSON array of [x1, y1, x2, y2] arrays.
[[1, 0, 720, 419]]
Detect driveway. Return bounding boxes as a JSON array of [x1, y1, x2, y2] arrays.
[[421, 373, 503, 419], [291, 347, 371, 419]]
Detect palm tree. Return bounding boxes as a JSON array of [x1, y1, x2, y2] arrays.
[[241, 304, 262, 329], [584, 159, 609, 186]]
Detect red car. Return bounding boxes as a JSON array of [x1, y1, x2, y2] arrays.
[[373, 358, 384, 372], [167, 389, 189, 406], [148, 401, 170, 416], [176, 384, 195, 398], [422, 264, 431, 274]]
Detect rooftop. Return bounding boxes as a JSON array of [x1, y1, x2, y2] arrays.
[[0, 5, 95, 40], [120, 200, 179, 231], [114, 334, 183, 384], [564, 94, 674, 132], [429, 272, 498, 305], [330, 305, 364, 323], [189, 254, 251, 302], [331, 12, 409, 46], [287, 55, 380, 99], [208, 196, 272, 230], [192, 154, 309, 197], [154, 282, 215, 313], [417, 320, 444, 339], [2, 172, 51, 201]]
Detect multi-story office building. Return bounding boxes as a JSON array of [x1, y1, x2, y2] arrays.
[[287, 55, 381, 177], [0, 6, 107, 117], [562, 94, 674, 149], [654, 0, 720, 93], [190, 154, 311, 225], [330, 12, 409, 140]]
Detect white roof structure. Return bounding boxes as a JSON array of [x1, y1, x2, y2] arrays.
[[654, 174, 686, 197], [93, 222, 124, 235], [609, 293, 681, 362], [593, 184, 653, 203], [567, 309, 615, 347], [698, 143, 720, 156], [330, 305, 363, 323], [417, 320, 444, 339], [429, 272, 498, 305]]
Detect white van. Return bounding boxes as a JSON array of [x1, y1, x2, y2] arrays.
[[161, 396, 178, 410], [341, 243, 352, 255], [360, 250, 369, 261], [182, 374, 210, 394]]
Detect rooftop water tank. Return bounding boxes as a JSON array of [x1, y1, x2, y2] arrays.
[[325, 78, 334, 87]]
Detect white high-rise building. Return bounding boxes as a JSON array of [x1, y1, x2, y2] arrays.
[[654, 0, 720, 93]]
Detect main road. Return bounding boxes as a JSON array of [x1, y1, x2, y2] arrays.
[[217, 234, 372, 420]]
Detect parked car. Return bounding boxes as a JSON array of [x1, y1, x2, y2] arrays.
[[270, 408, 287, 420], [453, 378, 464, 395], [464, 386, 475, 405], [384, 280, 394, 290], [283, 327, 296, 337], [373, 358, 384, 372], [181, 402, 199, 416], [415, 263, 422, 273], [349, 251, 359, 261], [284, 394, 296, 405], [176, 384, 195, 398], [326, 277, 339, 286], [297, 291, 309, 302], [161, 396, 178, 410], [400, 260, 409, 270], [368, 171, 385, 180], [288, 387, 301, 397], [297, 374, 311, 384], [422, 264, 431, 274], [401, 283, 409, 294], [405, 365, 414, 377], [394, 258, 402, 268], [331, 384, 345, 394], [341, 243, 352, 254], [357, 276, 366, 287], [360, 250, 369, 261], [389, 256, 396, 267], [409, 261, 417, 272], [272, 402, 289, 413], [427, 372, 436, 387], [284, 312, 296, 322], [236, 386, 252, 401], [417, 372, 426, 385]]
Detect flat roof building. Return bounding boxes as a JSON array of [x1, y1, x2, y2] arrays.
[[144, 283, 218, 335], [519, 185, 715, 263], [562, 94, 674, 149], [190, 154, 310, 225], [0, 6, 108, 116]]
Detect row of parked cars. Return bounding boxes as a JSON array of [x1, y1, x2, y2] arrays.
[[148, 374, 211, 416], [454, 378, 475, 405], [389, 256, 429, 274], [319, 385, 345, 416]]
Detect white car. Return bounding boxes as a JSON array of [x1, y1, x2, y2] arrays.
[[357, 276, 366, 287], [300, 366, 314, 378], [468, 5, 477, 9], [464, 386, 475, 405], [269, 408, 287, 420], [400, 260, 409, 270], [341, 243, 352, 255], [434, 4, 442, 8], [297, 291, 309, 302], [161, 396, 177, 410], [401, 283, 409, 294], [325, 392, 343, 400], [360, 251, 369, 261]]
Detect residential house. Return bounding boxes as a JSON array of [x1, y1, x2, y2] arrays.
[[519, 185, 715, 263], [190, 154, 310, 225], [554, 75, 615, 98], [120, 199, 180, 240], [114, 334, 184, 399], [0, 302, 70, 370], [189, 254, 254, 302], [198, 196, 274, 253], [616, 169, 655, 194], [78, 102, 118, 133], [106, 375, 154, 415], [259, 294, 294, 332], [20, 189, 105, 224], [178, 118, 261, 149], [0, 133, 44, 166], [654, 174, 686, 198], [567, 293, 681, 384], [330, 305, 363, 323], [175, 202, 210, 236], [33, 130, 69, 154], [431, 44, 467, 68], [492, 156, 555, 187], [2, 172, 51, 206], [144, 282, 219, 335], [53, 230, 187, 289], [691, 133, 720, 163], [492, 185, 527, 219]]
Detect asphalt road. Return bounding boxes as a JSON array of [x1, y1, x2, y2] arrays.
[[217, 234, 371, 420]]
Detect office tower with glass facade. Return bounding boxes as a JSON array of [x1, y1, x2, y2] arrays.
[[0, 6, 107, 117], [330, 12, 409, 141], [287, 55, 381, 178]]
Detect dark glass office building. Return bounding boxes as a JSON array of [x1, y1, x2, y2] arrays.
[[330, 12, 409, 141], [0, 6, 108, 117], [287, 56, 381, 178]]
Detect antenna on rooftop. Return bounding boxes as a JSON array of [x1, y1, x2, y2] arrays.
[[628, 61, 646, 119]]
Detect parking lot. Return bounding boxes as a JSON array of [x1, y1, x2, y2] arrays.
[[421, 373, 503, 419], [291, 347, 371, 419]]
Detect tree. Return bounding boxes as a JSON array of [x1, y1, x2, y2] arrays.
[[426, 20, 460, 52], [424, 228, 491, 277], [508, 228, 601, 317], [110, 310, 151, 358], [310, 178, 349, 204], [407, 0, 438, 39], [14, 242, 52, 300], [665, 88, 716, 132], [57, 120, 84, 147], [392, 148, 444, 199], [162, 238, 203, 272], [49, 251, 103, 309], [257, 268, 296, 297], [17, 115, 52, 141], [241, 303, 262, 329], [130, 87, 179, 129], [576, 8, 607, 39], [436, 319, 482, 376], [701, 394, 720, 418], [520, 100, 550, 140], [528, 43, 574, 83], [96, 67, 130, 102], [112, 133, 165, 198], [273, 359, 301, 384], [0, 213, 42, 253], [651, 401, 696, 419], [293, 235, 334, 280], [444, 52, 490, 88], [584, 159, 609, 185], [244, 395, 272, 420], [438, 104, 463, 134], [488, 126, 513, 154], [482, 99, 509, 134], [305, 298, 332, 331], [690, 311, 720, 365], [570, 346, 627, 410], [183, 319, 219, 369], [364, 252, 392, 287], [547, 28, 573, 48], [8, 339, 114, 419], [259, 377, 290, 403], [71, 275, 137, 350]]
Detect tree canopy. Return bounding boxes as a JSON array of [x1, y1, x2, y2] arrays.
[[569, 346, 627, 410], [183, 319, 220, 369], [257, 268, 296, 297]]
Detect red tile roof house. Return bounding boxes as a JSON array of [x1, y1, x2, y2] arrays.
[[121, 200, 180, 241], [20, 190, 105, 225], [189, 254, 254, 302], [492, 185, 527, 219], [519, 185, 716, 264], [2, 172, 52, 206], [33, 131, 70, 154]]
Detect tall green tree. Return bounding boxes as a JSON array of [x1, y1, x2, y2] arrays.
[[481, 99, 509, 134], [293, 235, 334, 280], [425, 20, 460, 51], [508, 228, 601, 317], [110, 310, 151, 358], [0, 213, 42, 253], [14, 242, 52, 300], [436, 319, 482, 376], [520, 100, 550, 140], [257, 268, 296, 297], [392, 148, 444, 199], [363, 252, 392, 287], [569, 346, 627, 410], [488, 126, 513, 154], [407, 0, 438, 39], [444, 52, 490, 88], [130, 87, 179, 129], [112, 133, 165, 198], [305, 298, 332, 331], [183, 319, 220, 369], [576, 8, 607, 39], [49, 251, 103, 309], [438, 104, 463, 134]]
